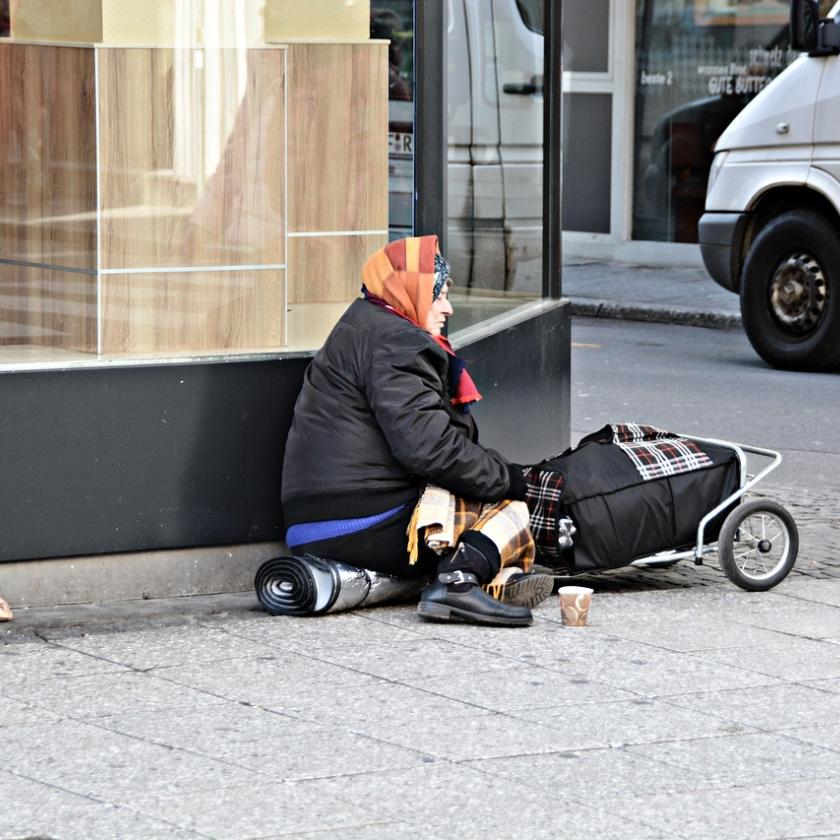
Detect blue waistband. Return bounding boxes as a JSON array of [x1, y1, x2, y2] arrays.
[[285, 502, 409, 548]]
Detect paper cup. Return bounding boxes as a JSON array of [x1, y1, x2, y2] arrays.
[[558, 586, 593, 627]]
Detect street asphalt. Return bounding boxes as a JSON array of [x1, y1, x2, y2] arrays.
[[3, 259, 839, 840]]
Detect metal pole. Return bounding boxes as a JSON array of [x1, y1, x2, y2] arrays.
[[542, 0, 563, 299], [413, 0, 447, 251]]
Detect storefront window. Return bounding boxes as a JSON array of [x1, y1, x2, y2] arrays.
[[0, 1, 388, 365], [632, 0, 821, 243], [372, 0, 413, 241], [446, 0, 544, 330]]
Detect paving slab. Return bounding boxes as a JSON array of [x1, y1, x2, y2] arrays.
[[513, 697, 755, 747], [358, 709, 596, 762], [669, 682, 840, 731], [728, 597, 840, 639], [0, 641, 130, 686], [125, 779, 394, 840], [206, 609, 428, 653], [412, 662, 636, 713], [690, 635, 840, 682], [296, 762, 675, 840], [97, 704, 427, 781], [625, 731, 840, 784], [785, 722, 840, 753], [272, 824, 451, 840], [3, 718, 260, 805], [154, 649, 383, 710], [283, 678, 495, 729], [778, 577, 840, 607], [466, 745, 708, 801], [46, 622, 281, 670], [0, 770, 206, 840], [514, 635, 782, 699], [1, 668, 229, 719], [294, 636, 522, 682], [605, 776, 840, 839], [0, 696, 63, 728]]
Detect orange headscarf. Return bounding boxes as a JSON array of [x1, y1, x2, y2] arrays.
[[360, 235, 440, 329]]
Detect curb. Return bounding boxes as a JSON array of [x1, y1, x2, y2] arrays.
[[569, 298, 742, 330]]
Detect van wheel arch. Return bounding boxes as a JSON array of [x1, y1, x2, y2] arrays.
[[739, 188, 840, 291]]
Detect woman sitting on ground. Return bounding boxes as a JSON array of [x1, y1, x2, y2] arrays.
[[281, 235, 551, 626]]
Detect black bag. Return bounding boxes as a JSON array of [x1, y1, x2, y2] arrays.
[[524, 424, 741, 572]]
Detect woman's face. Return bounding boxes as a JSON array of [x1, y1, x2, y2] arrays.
[[424, 286, 454, 336]]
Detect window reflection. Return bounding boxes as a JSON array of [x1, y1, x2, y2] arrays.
[[632, 0, 832, 243]]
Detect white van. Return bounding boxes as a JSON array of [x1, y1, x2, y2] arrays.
[[699, 0, 840, 370]]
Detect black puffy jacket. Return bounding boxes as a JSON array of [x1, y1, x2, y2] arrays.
[[281, 299, 522, 527]]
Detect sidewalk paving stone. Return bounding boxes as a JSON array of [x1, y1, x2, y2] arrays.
[[413, 662, 637, 713], [669, 682, 840, 731], [45, 622, 283, 670], [124, 779, 402, 840], [512, 697, 755, 747], [1, 770, 205, 840], [0, 641, 131, 686], [624, 731, 840, 784], [604, 776, 840, 840], [98, 705, 428, 781], [1, 668, 230, 719], [689, 635, 840, 682], [294, 762, 677, 840], [465, 746, 706, 800], [3, 718, 260, 801]]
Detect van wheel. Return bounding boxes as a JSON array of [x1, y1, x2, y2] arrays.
[[740, 210, 840, 370]]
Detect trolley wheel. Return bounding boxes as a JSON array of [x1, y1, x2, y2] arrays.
[[718, 500, 798, 591]]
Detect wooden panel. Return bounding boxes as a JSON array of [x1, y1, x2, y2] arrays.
[[0, 263, 97, 353], [0, 43, 96, 271], [287, 44, 388, 233], [287, 233, 387, 304], [98, 47, 285, 270], [100, 269, 284, 354]]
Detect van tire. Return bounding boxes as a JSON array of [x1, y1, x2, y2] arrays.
[[740, 210, 840, 371]]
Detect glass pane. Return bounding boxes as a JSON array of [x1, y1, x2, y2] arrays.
[[563, 0, 610, 73], [373, 0, 414, 241], [631, 0, 826, 243], [446, 0, 543, 331], [0, 2, 391, 365]]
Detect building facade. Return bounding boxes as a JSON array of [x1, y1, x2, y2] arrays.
[[0, 0, 568, 606]]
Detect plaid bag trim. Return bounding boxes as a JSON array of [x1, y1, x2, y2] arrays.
[[610, 423, 673, 444], [523, 466, 565, 559], [617, 437, 712, 480]]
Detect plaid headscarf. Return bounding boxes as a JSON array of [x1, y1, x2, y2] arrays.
[[361, 236, 481, 410]]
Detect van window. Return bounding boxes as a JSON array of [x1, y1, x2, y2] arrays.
[[516, 0, 543, 35]]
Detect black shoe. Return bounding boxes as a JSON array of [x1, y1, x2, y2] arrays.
[[417, 571, 533, 627]]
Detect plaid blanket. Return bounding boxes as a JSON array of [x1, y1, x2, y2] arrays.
[[407, 484, 535, 571]]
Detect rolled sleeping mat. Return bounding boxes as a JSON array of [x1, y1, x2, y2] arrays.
[[254, 554, 426, 616]]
